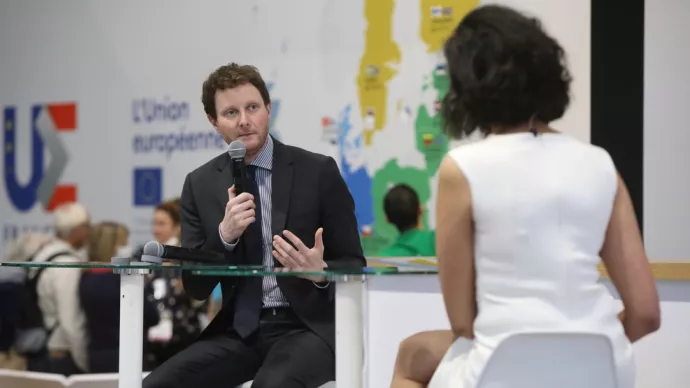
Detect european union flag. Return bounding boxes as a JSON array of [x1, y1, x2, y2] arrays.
[[133, 167, 162, 206]]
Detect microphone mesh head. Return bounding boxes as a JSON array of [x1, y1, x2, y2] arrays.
[[228, 140, 246, 159], [143, 240, 163, 257]]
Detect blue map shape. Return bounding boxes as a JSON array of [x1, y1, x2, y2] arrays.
[[336, 105, 374, 231]]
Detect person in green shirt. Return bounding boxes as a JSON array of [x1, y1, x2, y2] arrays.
[[377, 184, 436, 257]]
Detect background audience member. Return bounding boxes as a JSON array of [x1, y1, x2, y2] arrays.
[[29, 203, 91, 375], [145, 198, 208, 365], [79, 222, 160, 373], [378, 184, 436, 257], [152, 199, 182, 247], [0, 233, 53, 370]]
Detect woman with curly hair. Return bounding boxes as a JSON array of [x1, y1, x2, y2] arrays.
[[390, 5, 659, 388]]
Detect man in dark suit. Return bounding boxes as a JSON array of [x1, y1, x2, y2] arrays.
[[142, 63, 366, 388]]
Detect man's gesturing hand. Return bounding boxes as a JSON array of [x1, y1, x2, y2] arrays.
[[219, 185, 256, 243], [272, 228, 327, 283]]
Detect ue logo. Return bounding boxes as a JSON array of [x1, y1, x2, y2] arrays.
[[3, 103, 78, 212]]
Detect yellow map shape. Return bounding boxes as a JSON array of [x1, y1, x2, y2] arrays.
[[420, 0, 479, 52], [356, 0, 401, 145]]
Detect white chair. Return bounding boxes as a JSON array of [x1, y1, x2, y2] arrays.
[[66, 372, 149, 388], [66, 373, 119, 388], [474, 332, 619, 388], [0, 369, 67, 388], [238, 380, 335, 387]]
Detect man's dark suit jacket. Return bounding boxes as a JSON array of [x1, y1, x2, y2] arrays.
[[179, 137, 366, 350]]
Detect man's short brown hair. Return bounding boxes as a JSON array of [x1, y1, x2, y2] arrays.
[[201, 63, 271, 119]]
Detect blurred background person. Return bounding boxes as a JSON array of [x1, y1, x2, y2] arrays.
[[390, 5, 660, 388], [144, 198, 208, 366], [378, 184, 436, 257], [0, 233, 53, 370], [29, 202, 91, 375], [152, 198, 182, 246], [79, 221, 160, 373]]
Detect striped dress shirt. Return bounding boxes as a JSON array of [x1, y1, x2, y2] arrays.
[[220, 136, 288, 307]]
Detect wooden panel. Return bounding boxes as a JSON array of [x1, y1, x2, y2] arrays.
[[598, 262, 690, 281], [368, 258, 690, 281]]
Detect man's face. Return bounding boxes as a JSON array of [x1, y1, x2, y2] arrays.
[[209, 83, 271, 159]]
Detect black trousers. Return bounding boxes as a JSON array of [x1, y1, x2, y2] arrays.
[[143, 308, 334, 388], [0, 283, 22, 352], [27, 352, 83, 376]]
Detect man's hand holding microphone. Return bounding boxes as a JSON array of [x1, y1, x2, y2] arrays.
[[219, 185, 256, 244]]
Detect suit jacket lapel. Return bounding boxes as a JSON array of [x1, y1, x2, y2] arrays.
[[214, 153, 234, 215], [271, 140, 293, 238]]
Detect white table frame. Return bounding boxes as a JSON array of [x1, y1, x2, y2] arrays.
[[115, 262, 365, 388]]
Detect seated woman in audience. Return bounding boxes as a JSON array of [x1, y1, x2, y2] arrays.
[[144, 198, 208, 365], [152, 198, 182, 247], [79, 222, 159, 373], [390, 5, 660, 388]]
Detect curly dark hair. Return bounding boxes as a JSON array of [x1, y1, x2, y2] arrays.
[[201, 63, 271, 119], [441, 5, 572, 138]]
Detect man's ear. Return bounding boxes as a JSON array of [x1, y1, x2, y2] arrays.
[[265, 102, 271, 117], [207, 114, 218, 130], [417, 206, 424, 228]]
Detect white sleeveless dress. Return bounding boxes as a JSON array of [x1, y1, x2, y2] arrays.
[[428, 133, 635, 388]]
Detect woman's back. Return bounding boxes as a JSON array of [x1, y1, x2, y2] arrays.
[[447, 132, 633, 385]]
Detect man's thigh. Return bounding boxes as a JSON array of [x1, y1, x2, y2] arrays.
[[143, 334, 261, 388], [251, 330, 334, 388]]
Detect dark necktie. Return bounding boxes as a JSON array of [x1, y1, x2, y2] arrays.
[[232, 165, 264, 338]]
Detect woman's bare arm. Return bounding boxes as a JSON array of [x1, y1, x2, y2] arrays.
[[435, 156, 476, 339], [600, 173, 661, 342]]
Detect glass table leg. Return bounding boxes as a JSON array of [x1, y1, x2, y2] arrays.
[[335, 276, 364, 388], [113, 258, 150, 388]]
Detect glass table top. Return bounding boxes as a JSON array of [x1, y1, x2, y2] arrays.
[[0, 257, 439, 277]]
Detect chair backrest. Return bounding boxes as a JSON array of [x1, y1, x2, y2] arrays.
[[475, 332, 619, 388], [0, 370, 155, 388], [237, 381, 335, 388], [66, 372, 150, 388], [0, 369, 67, 388], [66, 373, 119, 388]]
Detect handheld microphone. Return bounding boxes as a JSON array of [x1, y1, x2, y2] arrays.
[[228, 140, 247, 194], [140, 241, 225, 264]]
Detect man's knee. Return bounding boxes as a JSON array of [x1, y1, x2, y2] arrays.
[[250, 371, 288, 388]]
